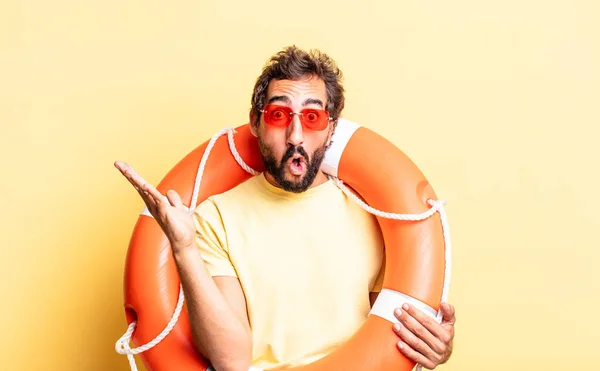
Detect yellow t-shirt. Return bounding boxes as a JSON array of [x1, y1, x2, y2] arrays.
[[193, 173, 385, 369]]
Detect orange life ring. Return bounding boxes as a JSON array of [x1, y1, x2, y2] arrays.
[[115, 118, 451, 371]]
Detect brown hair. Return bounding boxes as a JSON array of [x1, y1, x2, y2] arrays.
[[250, 46, 345, 128]]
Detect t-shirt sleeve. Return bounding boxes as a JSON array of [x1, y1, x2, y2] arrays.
[[371, 254, 386, 293], [192, 198, 238, 277]]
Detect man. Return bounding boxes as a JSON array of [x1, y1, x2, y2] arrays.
[[115, 46, 456, 371]]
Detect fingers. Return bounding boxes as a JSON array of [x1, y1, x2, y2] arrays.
[[114, 161, 163, 208], [439, 302, 456, 342], [396, 340, 437, 370], [394, 305, 446, 356], [440, 302, 456, 325], [166, 189, 184, 209], [393, 324, 443, 365], [114, 161, 191, 215], [115, 161, 139, 191], [141, 182, 165, 205], [115, 161, 148, 191], [397, 304, 448, 345], [392, 303, 455, 369]]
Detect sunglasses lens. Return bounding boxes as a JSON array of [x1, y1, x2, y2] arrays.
[[264, 105, 291, 127], [300, 109, 328, 130]]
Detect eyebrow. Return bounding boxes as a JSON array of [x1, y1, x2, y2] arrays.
[[267, 95, 325, 109], [267, 95, 291, 105], [302, 98, 324, 108]]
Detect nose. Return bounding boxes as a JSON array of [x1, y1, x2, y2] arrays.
[[286, 115, 304, 147]]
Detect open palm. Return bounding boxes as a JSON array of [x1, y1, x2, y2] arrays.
[[114, 161, 196, 250]]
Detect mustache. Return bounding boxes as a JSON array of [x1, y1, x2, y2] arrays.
[[282, 145, 309, 163]]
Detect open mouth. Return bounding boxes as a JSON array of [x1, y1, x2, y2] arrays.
[[288, 155, 306, 176]]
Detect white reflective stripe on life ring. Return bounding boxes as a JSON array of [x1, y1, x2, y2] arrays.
[[140, 207, 153, 218], [369, 288, 440, 324], [321, 118, 361, 178]]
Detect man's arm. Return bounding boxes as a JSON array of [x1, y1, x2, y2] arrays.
[[113, 162, 251, 371], [174, 244, 252, 371]]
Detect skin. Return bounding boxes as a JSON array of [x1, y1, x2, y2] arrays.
[[393, 302, 456, 369], [114, 75, 456, 370], [250, 76, 333, 193]]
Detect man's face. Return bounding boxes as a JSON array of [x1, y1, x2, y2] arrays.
[[252, 76, 333, 193]]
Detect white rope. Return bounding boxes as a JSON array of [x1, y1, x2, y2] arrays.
[[330, 177, 444, 221], [115, 128, 258, 371], [227, 128, 260, 178], [331, 176, 451, 371]]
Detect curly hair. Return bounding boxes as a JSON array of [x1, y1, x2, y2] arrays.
[[250, 46, 345, 128]]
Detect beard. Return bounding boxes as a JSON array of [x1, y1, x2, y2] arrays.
[[258, 137, 328, 193]]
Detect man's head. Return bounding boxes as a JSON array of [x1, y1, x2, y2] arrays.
[[249, 46, 345, 193]]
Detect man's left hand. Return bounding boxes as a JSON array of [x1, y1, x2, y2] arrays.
[[392, 302, 455, 369]]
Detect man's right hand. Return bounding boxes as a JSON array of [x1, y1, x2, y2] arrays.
[[114, 161, 196, 251]]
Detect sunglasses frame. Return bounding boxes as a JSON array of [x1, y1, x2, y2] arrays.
[[260, 104, 333, 131]]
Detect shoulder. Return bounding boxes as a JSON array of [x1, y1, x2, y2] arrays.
[[193, 175, 263, 221], [331, 181, 381, 228], [209, 175, 263, 208]]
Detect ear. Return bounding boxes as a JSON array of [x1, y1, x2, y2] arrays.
[[249, 110, 258, 137], [326, 120, 336, 146]]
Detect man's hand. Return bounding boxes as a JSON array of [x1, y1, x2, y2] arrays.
[[114, 161, 196, 251], [393, 302, 455, 369]]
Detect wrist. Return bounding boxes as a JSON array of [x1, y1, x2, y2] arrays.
[[171, 242, 196, 258]]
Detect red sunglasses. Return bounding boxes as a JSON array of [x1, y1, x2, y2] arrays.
[[260, 104, 332, 131]]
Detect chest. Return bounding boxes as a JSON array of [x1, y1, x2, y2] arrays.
[[228, 207, 383, 295]]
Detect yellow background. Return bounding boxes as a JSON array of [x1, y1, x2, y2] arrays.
[[1, 0, 599, 370]]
